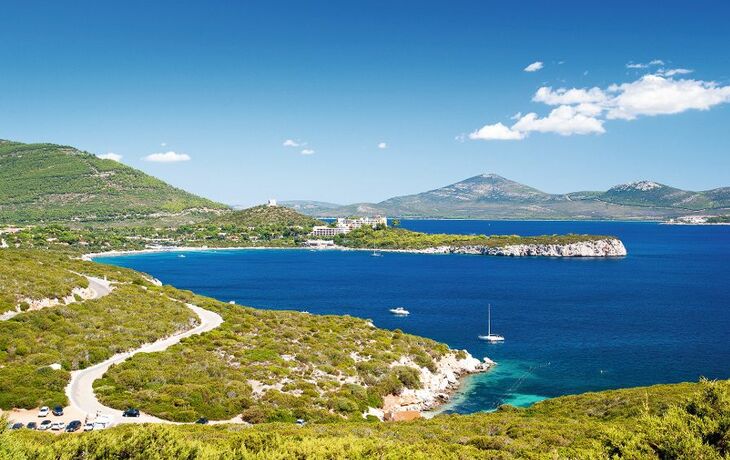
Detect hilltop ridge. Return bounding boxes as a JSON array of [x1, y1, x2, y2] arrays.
[[0, 140, 229, 225]]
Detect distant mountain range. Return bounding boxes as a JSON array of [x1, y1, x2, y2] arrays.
[[282, 174, 730, 220], [0, 140, 228, 225], [2, 137, 726, 224]]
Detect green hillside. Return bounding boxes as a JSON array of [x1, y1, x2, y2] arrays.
[[0, 140, 228, 225], [3, 379, 728, 458], [0, 249, 451, 421], [0, 250, 196, 408], [335, 226, 612, 250], [205, 204, 322, 228]]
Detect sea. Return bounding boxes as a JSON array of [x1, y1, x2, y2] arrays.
[[95, 220, 730, 414]]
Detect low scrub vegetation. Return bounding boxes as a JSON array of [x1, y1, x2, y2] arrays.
[[95, 289, 450, 423], [707, 215, 730, 224], [0, 250, 197, 409], [2, 379, 728, 459], [0, 250, 88, 313], [0, 249, 452, 422], [3, 206, 321, 253], [334, 225, 613, 250]]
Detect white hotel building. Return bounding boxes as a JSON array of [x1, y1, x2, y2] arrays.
[[310, 216, 387, 237]]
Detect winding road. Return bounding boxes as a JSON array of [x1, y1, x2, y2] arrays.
[[65, 302, 224, 425], [3, 275, 226, 427]]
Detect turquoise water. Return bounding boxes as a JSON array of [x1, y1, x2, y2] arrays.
[[96, 221, 730, 413]]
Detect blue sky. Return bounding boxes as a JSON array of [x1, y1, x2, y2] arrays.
[[1, 1, 729, 206]]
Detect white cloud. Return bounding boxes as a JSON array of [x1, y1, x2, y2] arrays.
[[143, 151, 191, 163], [657, 68, 693, 77], [283, 139, 302, 147], [574, 103, 604, 117], [469, 65, 730, 141], [300, 149, 315, 155], [524, 61, 544, 72], [97, 152, 122, 162], [377, 142, 388, 149], [160, 142, 167, 147], [533, 86, 608, 105], [512, 106, 605, 136], [469, 122, 525, 140], [626, 59, 665, 69], [606, 74, 730, 120]]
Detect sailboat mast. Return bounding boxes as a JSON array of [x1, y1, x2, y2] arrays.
[[488, 304, 491, 336]]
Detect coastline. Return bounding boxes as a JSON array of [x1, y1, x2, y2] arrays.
[[83, 245, 499, 421], [379, 351, 495, 420], [83, 237, 627, 261]]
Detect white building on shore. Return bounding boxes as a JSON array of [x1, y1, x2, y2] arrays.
[[335, 216, 387, 230], [310, 226, 348, 237], [310, 215, 387, 237]]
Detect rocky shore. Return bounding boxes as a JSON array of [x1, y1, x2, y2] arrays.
[[412, 237, 627, 257], [374, 351, 495, 420]]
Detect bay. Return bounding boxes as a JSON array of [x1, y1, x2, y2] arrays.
[[95, 221, 730, 413]]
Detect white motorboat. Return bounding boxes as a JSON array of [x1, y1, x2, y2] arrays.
[[389, 307, 410, 316]]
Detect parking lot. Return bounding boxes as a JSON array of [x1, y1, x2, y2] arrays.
[[2, 406, 112, 434]]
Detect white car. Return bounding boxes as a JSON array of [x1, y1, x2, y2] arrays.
[[38, 406, 50, 417], [51, 421, 66, 431], [83, 422, 94, 432], [38, 420, 52, 430], [93, 414, 112, 430]]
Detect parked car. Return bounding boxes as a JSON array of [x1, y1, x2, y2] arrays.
[[38, 420, 53, 430], [51, 421, 66, 431], [11, 422, 24, 430], [26, 422, 37, 430], [83, 422, 94, 432], [195, 417, 209, 425], [65, 420, 82, 432], [93, 414, 111, 430], [122, 408, 140, 417], [52, 405, 64, 416], [38, 406, 50, 417]]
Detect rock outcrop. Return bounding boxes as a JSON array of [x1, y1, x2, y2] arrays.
[[413, 238, 627, 257], [380, 351, 494, 418]]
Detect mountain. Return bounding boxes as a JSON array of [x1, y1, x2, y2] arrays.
[[283, 174, 730, 220], [0, 140, 228, 225]]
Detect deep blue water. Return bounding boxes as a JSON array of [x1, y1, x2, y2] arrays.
[[95, 221, 730, 413]]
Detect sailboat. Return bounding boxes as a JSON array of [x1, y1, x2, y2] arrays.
[[478, 304, 504, 342]]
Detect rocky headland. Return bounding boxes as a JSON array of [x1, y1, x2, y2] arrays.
[[374, 351, 495, 420], [402, 237, 627, 257]]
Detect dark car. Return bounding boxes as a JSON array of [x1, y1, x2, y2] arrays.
[[52, 405, 64, 416], [65, 420, 82, 432], [26, 422, 37, 430], [194, 417, 209, 425], [11, 422, 24, 430], [122, 408, 140, 417]]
